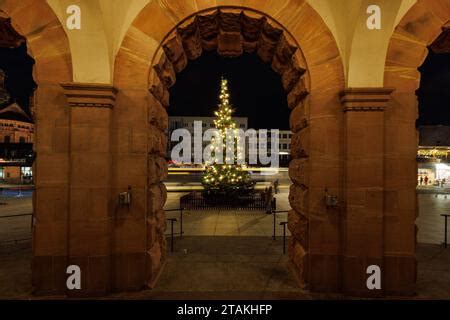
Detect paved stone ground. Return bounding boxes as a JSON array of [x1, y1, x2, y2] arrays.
[[417, 193, 450, 244], [143, 236, 302, 299], [417, 186, 450, 194], [415, 245, 450, 299], [1, 189, 450, 299], [1, 238, 449, 300], [0, 242, 31, 299], [0, 191, 32, 243], [164, 190, 291, 238]]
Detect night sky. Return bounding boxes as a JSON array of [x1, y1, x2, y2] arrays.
[[169, 51, 290, 129], [169, 49, 450, 129], [0, 44, 448, 128], [417, 50, 450, 126], [0, 43, 36, 114]]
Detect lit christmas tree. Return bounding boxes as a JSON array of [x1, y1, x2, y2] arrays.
[[202, 78, 255, 197]]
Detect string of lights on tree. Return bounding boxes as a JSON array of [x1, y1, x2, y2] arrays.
[[202, 78, 254, 196]]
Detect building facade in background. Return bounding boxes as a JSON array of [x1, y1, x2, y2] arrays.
[[167, 116, 248, 165], [0, 69, 34, 183], [167, 116, 292, 166], [0, 104, 34, 143], [418, 125, 450, 187], [278, 130, 292, 166]]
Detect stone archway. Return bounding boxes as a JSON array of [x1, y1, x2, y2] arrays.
[[383, 0, 450, 295], [0, 2, 72, 83], [148, 7, 310, 288], [0, 0, 73, 294], [13, 0, 441, 298], [114, 3, 346, 295]]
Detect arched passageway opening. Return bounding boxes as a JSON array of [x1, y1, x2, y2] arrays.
[[0, 4, 73, 296], [146, 8, 311, 292], [0, 15, 36, 298], [416, 26, 450, 245], [0, 15, 36, 170], [114, 2, 347, 297], [384, 0, 450, 295], [159, 48, 297, 294]]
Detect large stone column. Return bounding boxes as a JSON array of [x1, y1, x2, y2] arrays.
[[340, 88, 393, 296], [32, 84, 71, 295], [62, 83, 117, 296]]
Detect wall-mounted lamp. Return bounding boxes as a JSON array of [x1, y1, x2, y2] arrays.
[[119, 186, 132, 207], [324, 188, 338, 208]]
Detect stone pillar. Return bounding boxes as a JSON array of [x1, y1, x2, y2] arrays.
[[62, 83, 117, 296], [340, 88, 393, 296], [32, 83, 71, 295]]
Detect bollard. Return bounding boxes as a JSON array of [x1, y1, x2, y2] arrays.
[[442, 214, 449, 249], [165, 208, 184, 237], [279, 221, 288, 254], [180, 208, 184, 238], [273, 210, 289, 241], [273, 212, 276, 240], [167, 218, 177, 252]]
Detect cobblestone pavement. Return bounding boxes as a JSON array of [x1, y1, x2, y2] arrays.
[[1, 189, 450, 299], [0, 191, 32, 243], [417, 186, 450, 194], [417, 193, 450, 244]]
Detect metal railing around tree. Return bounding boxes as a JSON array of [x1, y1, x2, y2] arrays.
[[180, 191, 276, 211]]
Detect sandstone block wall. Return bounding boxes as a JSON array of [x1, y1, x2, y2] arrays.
[[4, 0, 446, 297]]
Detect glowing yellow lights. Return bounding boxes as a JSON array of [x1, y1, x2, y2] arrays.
[[418, 148, 450, 158], [202, 78, 254, 193]]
